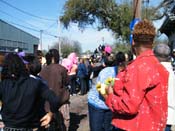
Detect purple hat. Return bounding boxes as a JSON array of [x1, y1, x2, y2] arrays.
[[17, 51, 29, 64]]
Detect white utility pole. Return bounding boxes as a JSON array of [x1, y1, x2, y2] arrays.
[[40, 30, 43, 50]]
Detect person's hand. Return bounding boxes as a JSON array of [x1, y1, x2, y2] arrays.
[[100, 85, 113, 99], [0, 122, 4, 128], [40, 112, 53, 128], [102, 62, 106, 67], [106, 85, 113, 95], [118, 65, 125, 72]]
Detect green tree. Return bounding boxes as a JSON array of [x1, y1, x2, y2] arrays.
[[113, 42, 131, 53], [52, 37, 82, 58], [60, 0, 163, 52], [72, 40, 82, 54], [60, 0, 133, 42]]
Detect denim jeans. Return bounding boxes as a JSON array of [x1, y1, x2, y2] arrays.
[[69, 74, 77, 94], [88, 103, 113, 131], [112, 127, 125, 131], [79, 77, 88, 95], [165, 125, 171, 131]]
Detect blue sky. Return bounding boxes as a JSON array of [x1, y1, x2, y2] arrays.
[[0, 0, 163, 52]]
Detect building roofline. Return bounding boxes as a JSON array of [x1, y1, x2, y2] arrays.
[[0, 19, 39, 40]]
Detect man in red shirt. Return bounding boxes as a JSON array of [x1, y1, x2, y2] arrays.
[[103, 19, 169, 131]]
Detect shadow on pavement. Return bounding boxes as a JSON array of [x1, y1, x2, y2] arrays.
[[68, 112, 87, 131]]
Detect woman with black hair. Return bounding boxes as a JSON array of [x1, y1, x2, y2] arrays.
[[39, 49, 70, 131], [88, 53, 120, 131], [0, 53, 61, 131]]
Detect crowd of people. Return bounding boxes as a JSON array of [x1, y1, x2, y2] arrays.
[[0, 19, 175, 131]]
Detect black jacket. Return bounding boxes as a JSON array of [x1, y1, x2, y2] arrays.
[[0, 76, 61, 128]]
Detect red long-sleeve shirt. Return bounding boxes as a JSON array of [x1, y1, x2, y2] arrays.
[[106, 50, 169, 131]]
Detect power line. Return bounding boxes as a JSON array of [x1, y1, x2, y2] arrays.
[[2, 19, 60, 39], [43, 30, 60, 38], [44, 21, 58, 31], [0, 0, 57, 21], [0, 8, 59, 35], [0, 9, 41, 30], [0, 9, 60, 40], [2, 19, 60, 51], [6, 20, 40, 33]]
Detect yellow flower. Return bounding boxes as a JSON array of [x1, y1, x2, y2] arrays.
[[96, 82, 101, 92], [96, 82, 107, 95], [96, 77, 115, 95], [100, 84, 107, 95], [104, 77, 115, 86]]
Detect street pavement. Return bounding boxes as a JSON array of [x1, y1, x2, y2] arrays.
[[69, 94, 89, 131]]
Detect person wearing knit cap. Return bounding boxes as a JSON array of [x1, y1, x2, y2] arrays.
[[102, 19, 169, 131]]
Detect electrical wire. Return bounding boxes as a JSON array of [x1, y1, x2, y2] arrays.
[[5, 20, 40, 33], [44, 21, 58, 31], [1, 19, 60, 39], [0, 0, 57, 21], [0, 8, 59, 36], [43, 30, 59, 38], [0, 9, 41, 30]]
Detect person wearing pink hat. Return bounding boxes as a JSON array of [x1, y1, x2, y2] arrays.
[[68, 52, 79, 95], [68, 52, 78, 64], [100, 45, 112, 67], [104, 45, 112, 55], [61, 58, 73, 74], [61, 58, 77, 95]]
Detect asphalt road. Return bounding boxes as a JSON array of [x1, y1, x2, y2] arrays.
[[69, 94, 89, 131]]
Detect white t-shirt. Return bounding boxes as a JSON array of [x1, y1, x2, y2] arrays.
[[161, 62, 175, 125]]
